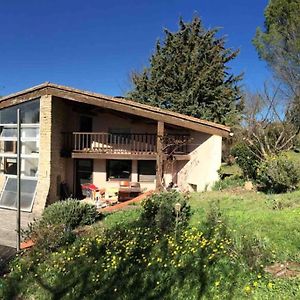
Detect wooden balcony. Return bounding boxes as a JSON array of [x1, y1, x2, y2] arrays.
[[61, 132, 190, 160]]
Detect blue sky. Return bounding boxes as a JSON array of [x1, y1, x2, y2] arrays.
[[0, 0, 269, 97]]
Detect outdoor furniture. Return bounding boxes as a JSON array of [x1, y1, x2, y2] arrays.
[[118, 181, 141, 202], [105, 187, 119, 201], [81, 183, 99, 199]]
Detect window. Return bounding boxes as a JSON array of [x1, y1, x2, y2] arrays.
[[107, 160, 132, 180], [0, 98, 40, 212], [138, 160, 156, 182], [3, 141, 16, 153], [0, 178, 37, 211], [0, 99, 40, 124], [3, 158, 17, 175]]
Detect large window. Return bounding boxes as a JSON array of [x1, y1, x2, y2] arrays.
[[138, 160, 156, 182], [0, 100, 40, 124], [0, 99, 40, 212], [107, 160, 132, 180]]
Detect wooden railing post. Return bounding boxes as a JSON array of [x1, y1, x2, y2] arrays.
[[156, 121, 164, 190]]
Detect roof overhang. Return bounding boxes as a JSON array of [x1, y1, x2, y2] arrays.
[[0, 82, 231, 137]]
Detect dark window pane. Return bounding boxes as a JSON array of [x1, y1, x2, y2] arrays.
[[4, 158, 17, 175], [107, 160, 132, 180], [0, 99, 40, 124], [138, 160, 156, 182]]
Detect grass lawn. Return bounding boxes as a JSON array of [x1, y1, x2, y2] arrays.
[[102, 189, 300, 262], [189, 190, 300, 262]]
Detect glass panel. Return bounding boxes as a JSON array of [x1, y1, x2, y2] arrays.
[[22, 128, 39, 138], [138, 160, 156, 182], [22, 158, 38, 177], [0, 127, 39, 139], [0, 99, 40, 124], [2, 141, 16, 153], [0, 178, 37, 211], [0, 157, 17, 175], [0, 157, 38, 177], [107, 160, 132, 180], [22, 141, 39, 155], [0, 128, 16, 137]]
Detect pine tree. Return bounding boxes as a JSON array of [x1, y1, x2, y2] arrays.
[[128, 17, 242, 125]]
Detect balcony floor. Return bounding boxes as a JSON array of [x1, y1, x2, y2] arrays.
[[71, 151, 190, 160]]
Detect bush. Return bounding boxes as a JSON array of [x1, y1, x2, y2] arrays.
[[213, 175, 245, 191], [231, 142, 259, 179], [140, 191, 191, 233], [23, 199, 99, 251], [256, 155, 299, 193], [41, 199, 99, 229]]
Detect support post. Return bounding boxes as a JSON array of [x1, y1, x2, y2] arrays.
[[156, 121, 164, 190], [16, 109, 21, 251]]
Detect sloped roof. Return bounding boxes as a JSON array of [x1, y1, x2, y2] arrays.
[[0, 82, 231, 137]]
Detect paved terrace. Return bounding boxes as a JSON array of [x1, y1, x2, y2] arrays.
[[0, 209, 33, 248]]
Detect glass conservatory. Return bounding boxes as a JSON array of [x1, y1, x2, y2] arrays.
[[0, 99, 40, 211]]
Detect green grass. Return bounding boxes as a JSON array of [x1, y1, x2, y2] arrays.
[[189, 190, 300, 262], [286, 150, 300, 169], [219, 163, 243, 177]]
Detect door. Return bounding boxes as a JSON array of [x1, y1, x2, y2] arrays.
[[75, 159, 93, 198], [79, 116, 93, 149], [79, 116, 93, 132]]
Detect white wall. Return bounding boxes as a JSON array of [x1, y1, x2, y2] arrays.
[[177, 133, 222, 192]]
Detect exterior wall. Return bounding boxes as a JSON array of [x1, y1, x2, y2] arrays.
[[92, 159, 157, 191], [48, 99, 74, 203], [32, 95, 52, 216], [92, 112, 157, 134], [177, 133, 222, 192]]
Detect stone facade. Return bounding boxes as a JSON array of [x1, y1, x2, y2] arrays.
[[32, 95, 52, 217]]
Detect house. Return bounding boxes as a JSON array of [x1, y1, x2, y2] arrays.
[[0, 82, 231, 216]]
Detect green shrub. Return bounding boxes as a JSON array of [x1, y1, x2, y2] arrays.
[[212, 175, 245, 191], [41, 199, 99, 229], [23, 200, 99, 251], [231, 142, 259, 179], [257, 155, 299, 193], [140, 191, 191, 233]]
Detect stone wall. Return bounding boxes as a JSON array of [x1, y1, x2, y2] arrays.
[[32, 95, 52, 217]]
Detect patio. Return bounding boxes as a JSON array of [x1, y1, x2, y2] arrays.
[[0, 208, 33, 248]]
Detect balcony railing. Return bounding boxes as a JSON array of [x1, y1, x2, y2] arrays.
[[61, 132, 189, 156]]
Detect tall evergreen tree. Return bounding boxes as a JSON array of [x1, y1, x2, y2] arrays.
[[128, 17, 242, 125], [253, 0, 300, 89], [253, 0, 300, 130]]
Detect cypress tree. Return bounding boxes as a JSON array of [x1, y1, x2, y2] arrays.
[[128, 17, 242, 125]]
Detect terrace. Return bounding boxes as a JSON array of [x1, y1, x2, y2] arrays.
[[61, 132, 191, 160]]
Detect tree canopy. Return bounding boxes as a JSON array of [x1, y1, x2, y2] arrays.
[[253, 0, 300, 95], [128, 17, 242, 126]]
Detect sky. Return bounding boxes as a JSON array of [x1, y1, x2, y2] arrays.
[[0, 0, 270, 97]]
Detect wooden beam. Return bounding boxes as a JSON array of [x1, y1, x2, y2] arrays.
[[156, 121, 164, 190]]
